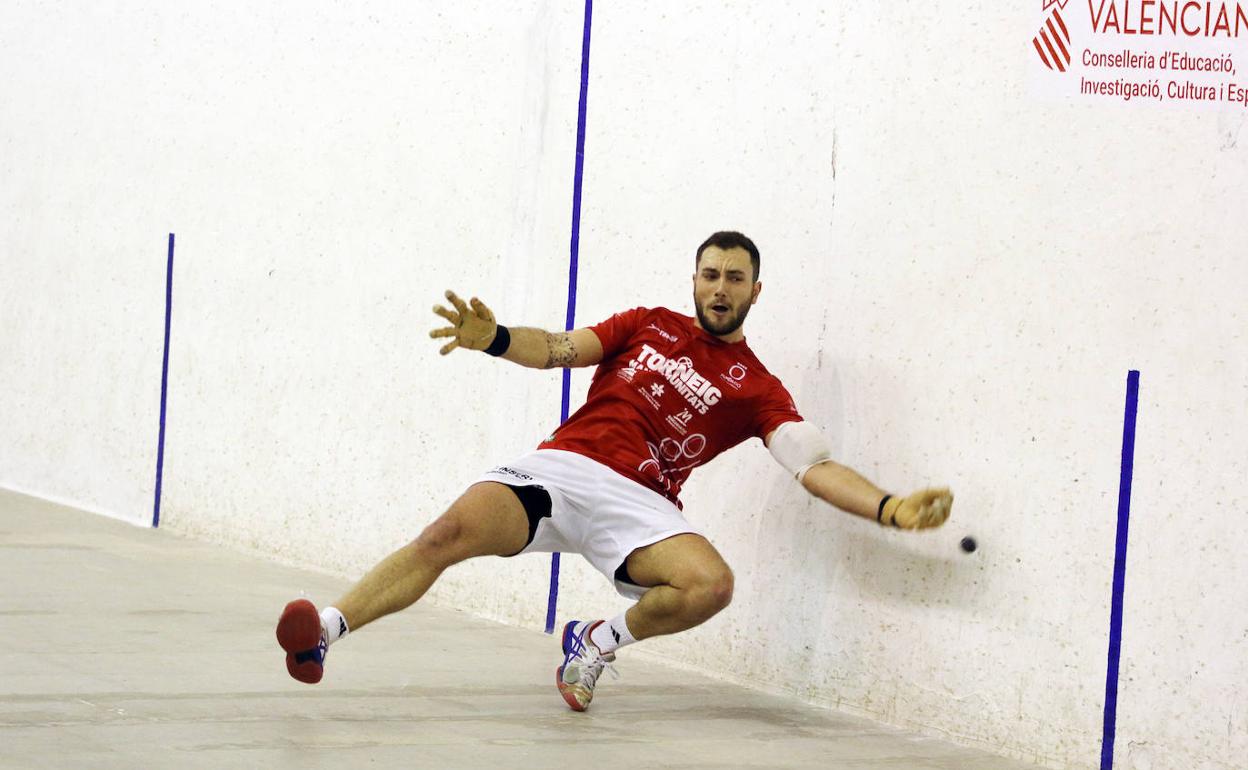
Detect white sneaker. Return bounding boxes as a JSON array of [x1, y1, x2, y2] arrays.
[[556, 619, 617, 711]]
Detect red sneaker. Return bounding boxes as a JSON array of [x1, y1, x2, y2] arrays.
[[276, 599, 327, 684]]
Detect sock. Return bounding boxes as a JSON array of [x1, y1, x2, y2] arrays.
[[589, 612, 636, 655], [320, 606, 349, 646]]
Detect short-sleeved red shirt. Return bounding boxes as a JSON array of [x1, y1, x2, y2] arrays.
[[539, 306, 803, 505]]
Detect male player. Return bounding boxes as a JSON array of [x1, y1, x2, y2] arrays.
[[276, 231, 952, 711]]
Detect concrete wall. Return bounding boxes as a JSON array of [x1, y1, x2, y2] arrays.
[[2, 3, 1245, 769]]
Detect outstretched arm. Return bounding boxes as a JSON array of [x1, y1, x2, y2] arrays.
[[765, 422, 952, 529], [430, 290, 604, 369], [797, 460, 890, 521]]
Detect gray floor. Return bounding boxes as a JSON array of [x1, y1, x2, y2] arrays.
[[0, 489, 1039, 770]]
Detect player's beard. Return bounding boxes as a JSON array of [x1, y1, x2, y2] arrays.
[[694, 298, 751, 337]]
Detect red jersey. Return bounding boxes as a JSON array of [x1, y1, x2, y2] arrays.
[[539, 306, 803, 505]]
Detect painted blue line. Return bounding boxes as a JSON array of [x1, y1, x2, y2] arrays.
[[152, 233, 175, 528], [546, 0, 593, 635], [1100, 369, 1139, 770]]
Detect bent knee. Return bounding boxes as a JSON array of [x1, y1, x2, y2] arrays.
[[707, 569, 734, 612], [688, 567, 734, 616]]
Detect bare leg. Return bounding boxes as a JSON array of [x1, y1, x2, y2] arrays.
[[335, 481, 529, 632], [620, 534, 734, 641]]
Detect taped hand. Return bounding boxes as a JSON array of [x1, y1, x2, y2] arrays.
[[880, 488, 953, 530]]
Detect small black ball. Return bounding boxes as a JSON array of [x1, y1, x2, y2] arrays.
[[960, 536, 977, 553]]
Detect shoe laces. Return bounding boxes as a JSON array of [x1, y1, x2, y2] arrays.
[[563, 624, 619, 687]]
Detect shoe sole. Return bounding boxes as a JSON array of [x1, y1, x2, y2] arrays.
[[276, 599, 323, 684], [556, 666, 588, 712]]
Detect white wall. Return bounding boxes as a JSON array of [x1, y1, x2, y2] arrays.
[[2, 3, 1245, 769]]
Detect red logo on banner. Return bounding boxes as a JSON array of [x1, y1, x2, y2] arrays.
[[1042, 0, 1070, 10], [1034, 6, 1072, 71]]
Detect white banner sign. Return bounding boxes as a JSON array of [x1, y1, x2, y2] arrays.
[[1029, 0, 1248, 108]]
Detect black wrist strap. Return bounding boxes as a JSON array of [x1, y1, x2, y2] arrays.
[[877, 495, 893, 524], [484, 324, 511, 356]]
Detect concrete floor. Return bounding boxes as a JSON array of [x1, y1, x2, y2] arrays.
[[0, 489, 1040, 770]]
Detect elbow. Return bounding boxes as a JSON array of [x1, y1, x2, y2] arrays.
[[798, 460, 839, 496], [799, 471, 821, 498]]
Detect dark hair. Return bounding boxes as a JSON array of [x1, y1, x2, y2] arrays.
[[695, 231, 760, 281]]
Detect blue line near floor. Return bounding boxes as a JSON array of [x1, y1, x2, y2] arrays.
[[152, 233, 176, 528], [1100, 369, 1140, 770], [547, 0, 594, 635]]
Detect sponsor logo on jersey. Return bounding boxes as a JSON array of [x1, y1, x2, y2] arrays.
[[665, 408, 694, 435], [647, 323, 679, 343], [638, 384, 662, 410], [630, 343, 722, 415], [638, 432, 708, 483], [493, 466, 534, 482], [719, 362, 749, 390]]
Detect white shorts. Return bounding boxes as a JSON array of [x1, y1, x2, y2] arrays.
[[474, 448, 701, 600]]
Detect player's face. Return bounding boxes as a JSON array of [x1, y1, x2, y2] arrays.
[[692, 245, 761, 341]]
